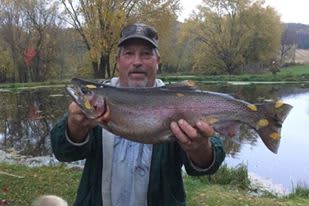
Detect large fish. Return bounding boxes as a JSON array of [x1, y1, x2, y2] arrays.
[[66, 78, 293, 154]]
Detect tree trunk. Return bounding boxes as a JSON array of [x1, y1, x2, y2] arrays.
[[92, 61, 99, 77], [99, 54, 111, 78], [17, 62, 28, 83], [112, 63, 117, 77]]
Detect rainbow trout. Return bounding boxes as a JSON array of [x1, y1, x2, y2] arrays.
[[66, 78, 293, 153]]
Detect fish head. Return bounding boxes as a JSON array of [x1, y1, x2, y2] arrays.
[[66, 82, 106, 119]]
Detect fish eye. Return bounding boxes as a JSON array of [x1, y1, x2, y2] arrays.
[[81, 87, 90, 94]]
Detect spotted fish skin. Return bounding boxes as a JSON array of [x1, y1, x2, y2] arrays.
[[66, 78, 293, 154]]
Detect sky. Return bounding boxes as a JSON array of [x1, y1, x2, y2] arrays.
[[178, 0, 309, 25]]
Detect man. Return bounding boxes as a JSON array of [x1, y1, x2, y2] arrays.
[[51, 23, 225, 206]]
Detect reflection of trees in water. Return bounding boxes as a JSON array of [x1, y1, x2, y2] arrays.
[[201, 83, 309, 155], [223, 125, 259, 157], [202, 83, 309, 102], [0, 84, 308, 157], [4, 118, 51, 156], [0, 88, 69, 156]]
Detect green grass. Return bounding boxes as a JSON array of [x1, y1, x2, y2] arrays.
[[0, 163, 81, 206], [192, 164, 250, 190], [184, 180, 309, 206], [184, 163, 309, 205], [1, 65, 309, 90], [289, 183, 309, 199], [160, 64, 309, 82], [0, 80, 69, 90], [1, 163, 309, 206]]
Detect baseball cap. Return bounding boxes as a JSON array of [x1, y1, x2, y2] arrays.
[[118, 23, 159, 48]]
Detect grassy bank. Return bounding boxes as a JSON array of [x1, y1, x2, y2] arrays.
[[184, 179, 309, 206], [1, 163, 308, 206], [1, 65, 309, 90], [160, 65, 309, 82], [0, 80, 69, 90], [0, 163, 80, 205]]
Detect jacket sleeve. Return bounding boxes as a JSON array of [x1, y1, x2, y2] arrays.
[[183, 136, 226, 176], [50, 115, 99, 162]]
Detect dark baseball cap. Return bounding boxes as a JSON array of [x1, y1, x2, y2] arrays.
[[118, 23, 159, 48]]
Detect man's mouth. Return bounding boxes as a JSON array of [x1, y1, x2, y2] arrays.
[[129, 71, 147, 78], [127, 70, 149, 87]]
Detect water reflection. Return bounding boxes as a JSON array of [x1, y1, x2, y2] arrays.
[[0, 82, 308, 192], [223, 90, 309, 193], [200, 83, 309, 157], [0, 88, 70, 156]]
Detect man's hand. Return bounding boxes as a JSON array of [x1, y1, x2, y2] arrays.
[[170, 119, 214, 168], [67, 101, 110, 143]]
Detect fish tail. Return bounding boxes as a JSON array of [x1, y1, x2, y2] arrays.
[[254, 101, 292, 153]]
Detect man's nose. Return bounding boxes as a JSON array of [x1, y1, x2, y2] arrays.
[[132, 54, 142, 66]]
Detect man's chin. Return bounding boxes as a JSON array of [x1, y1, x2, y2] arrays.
[[128, 78, 148, 88]]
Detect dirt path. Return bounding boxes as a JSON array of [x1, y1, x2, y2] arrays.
[[295, 49, 309, 63]]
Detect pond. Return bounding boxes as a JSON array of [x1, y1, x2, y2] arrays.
[[0, 82, 309, 193]]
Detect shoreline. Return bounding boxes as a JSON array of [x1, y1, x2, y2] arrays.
[[0, 150, 292, 197]]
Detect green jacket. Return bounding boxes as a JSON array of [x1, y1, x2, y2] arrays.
[[51, 116, 225, 206]]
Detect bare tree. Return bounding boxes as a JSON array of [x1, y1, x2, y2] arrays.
[[0, 0, 28, 82], [0, 0, 62, 82], [23, 0, 62, 82]]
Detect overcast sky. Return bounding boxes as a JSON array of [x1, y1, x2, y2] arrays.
[[178, 0, 309, 25]]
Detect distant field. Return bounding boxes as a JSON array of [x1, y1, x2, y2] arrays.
[[295, 49, 309, 64]]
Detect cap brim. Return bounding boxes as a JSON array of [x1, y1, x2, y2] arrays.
[[118, 35, 158, 48]]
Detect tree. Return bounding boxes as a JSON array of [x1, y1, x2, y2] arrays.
[[0, 0, 62, 82], [180, 0, 282, 74], [0, 42, 14, 82], [59, 0, 180, 78], [0, 0, 28, 82], [23, 0, 62, 82], [241, 1, 282, 68]]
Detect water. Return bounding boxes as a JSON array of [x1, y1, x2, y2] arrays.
[[0, 82, 308, 193], [225, 91, 309, 194], [0, 87, 69, 156]]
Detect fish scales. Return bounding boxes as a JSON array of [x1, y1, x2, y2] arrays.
[[66, 78, 293, 154], [103, 88, 254, 133]]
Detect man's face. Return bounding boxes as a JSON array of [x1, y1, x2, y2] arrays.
[[116, 39, 160, 88]]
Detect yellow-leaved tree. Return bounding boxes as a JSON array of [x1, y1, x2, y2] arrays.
[[179, 0, 282, 74]]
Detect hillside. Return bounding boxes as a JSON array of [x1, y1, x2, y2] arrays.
[[285, 23, 309, 49]]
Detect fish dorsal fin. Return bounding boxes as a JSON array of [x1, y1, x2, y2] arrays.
[[71, 78, 114, 89], [164, 80, 197, 90], [71, 78, 101, 88]]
